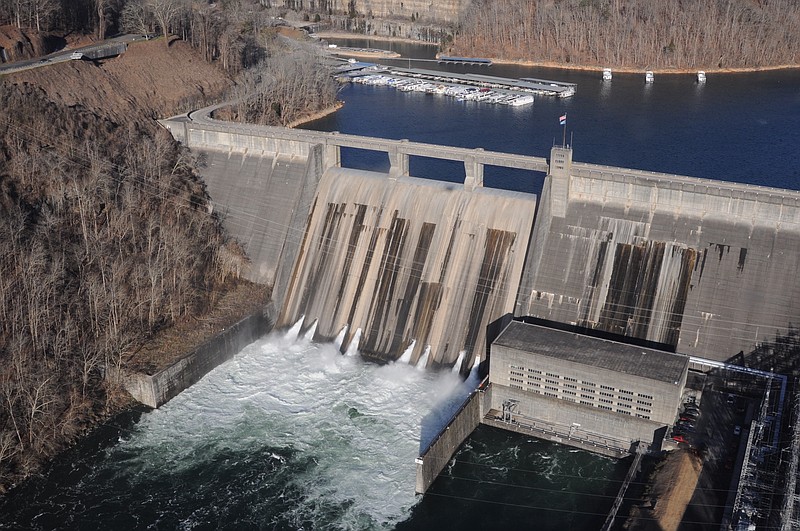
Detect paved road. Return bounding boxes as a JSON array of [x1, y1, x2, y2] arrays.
[[0, 33, 150, 75]]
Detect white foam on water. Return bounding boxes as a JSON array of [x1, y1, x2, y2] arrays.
[[118, 331, 473, 528], [398, 339, 416, 364]]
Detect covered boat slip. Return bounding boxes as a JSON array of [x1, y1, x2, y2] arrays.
[[337, 63, 577, 98]]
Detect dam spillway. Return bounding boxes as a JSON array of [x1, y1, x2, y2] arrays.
[[279, 167, 536, 368]]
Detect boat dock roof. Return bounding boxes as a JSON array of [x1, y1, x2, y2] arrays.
[[437, 55, 493, 66], [383, 67, 576, 97]]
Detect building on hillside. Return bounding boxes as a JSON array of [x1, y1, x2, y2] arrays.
[[489, 321, 689, 452]]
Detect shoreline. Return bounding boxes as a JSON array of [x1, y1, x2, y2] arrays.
[[286, 101, 343, 128], [484, 57, 800, 75], [330, 49, 401, 60], [314, 30, 438, 47], [316, 30, 800, 74]]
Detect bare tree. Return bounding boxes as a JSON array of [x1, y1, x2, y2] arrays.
[[95, 0, 107, 40], [120, 0, 153, 35], [454, 0, 800, 70], [148, 0, 186, 48], [29, 0, 60, 31]]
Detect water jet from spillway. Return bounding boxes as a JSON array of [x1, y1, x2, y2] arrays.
[[452, 351, 466, 373], [334, 325, 348, 351], [303, 320, 318, 341], [345, 328, 362, 357], [286, 315, 304, 340], [416, 345, 431, 370], [398, 340, 416, 364]]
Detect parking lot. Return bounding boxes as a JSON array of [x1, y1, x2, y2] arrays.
[[665, 373, 756, 527]]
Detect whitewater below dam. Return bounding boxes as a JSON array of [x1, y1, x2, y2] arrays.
[[0, 324, 624, 530], [1, 324, 481, 530]]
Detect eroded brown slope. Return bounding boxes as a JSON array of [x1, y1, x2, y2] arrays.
[[9, 39, 229, 123]]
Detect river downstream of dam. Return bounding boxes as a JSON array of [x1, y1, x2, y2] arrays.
[[0, 328, 626, 529]]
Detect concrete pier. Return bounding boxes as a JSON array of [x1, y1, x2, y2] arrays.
[[415, 379, 491, 494]]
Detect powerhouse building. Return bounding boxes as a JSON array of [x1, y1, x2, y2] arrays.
[[490, 321, 689, 449]]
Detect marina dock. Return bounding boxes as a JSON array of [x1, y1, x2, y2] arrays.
[[336, 63, 576, 106], [437, 55, 493, 66]]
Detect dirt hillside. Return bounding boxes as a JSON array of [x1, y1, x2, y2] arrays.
[[0, 25, 48, 62], [8, 38, 231, 123]]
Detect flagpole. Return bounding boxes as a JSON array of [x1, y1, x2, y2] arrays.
[[562, 122, 566, 148]]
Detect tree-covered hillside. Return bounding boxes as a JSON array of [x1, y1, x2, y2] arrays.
[[454, 0, 800, 69]]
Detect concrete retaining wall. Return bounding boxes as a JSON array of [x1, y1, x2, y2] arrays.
[[415, 383, 485, 494], [124, 302, 277, 408], [489, 384, 663, 450]]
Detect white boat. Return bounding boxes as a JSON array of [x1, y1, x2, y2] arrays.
[[602, 68, 612, 81], [509, 94, 534, 106], [645, 71, 654, 83], [697, 71, 706, 83]]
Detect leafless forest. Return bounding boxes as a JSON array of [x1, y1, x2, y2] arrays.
[[0, 0, 347, 491], [222, 43, 339, 126], [454, 0, 800, 69], [0, 82, 248, 489]]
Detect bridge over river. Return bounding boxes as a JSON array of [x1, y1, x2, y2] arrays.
[[160, 110, 800, 369]]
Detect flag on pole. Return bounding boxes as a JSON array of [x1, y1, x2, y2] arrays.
[[559, 114, 567, 126]]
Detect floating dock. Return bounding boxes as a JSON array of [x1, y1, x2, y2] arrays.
[[437, 55, 493, 66], [388, 67, 575, 97], [336, 63, 576, 103]]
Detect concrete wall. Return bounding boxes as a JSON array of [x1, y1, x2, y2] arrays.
[[164, 117, 331, 309], [195, 146, 324, 308], [279, 166, 537, 367], [489, 384, 664, 448], [124, 302, 277, 408], [491, 342, 684, 426], [516, 149, 800, 362], [415, 385, 484, 494]]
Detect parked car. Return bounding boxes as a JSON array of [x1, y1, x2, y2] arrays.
[[70, 52, 83, 60], [672, 435, 688, 443], [727, 393, 736, 405], [734, 425, 742, 436]]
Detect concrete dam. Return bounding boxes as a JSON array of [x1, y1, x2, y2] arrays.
[[159, 114, 800, 366], [516, 149, 800, 362]]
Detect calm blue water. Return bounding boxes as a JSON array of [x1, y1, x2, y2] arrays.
[[306, 45, 800, 194]]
